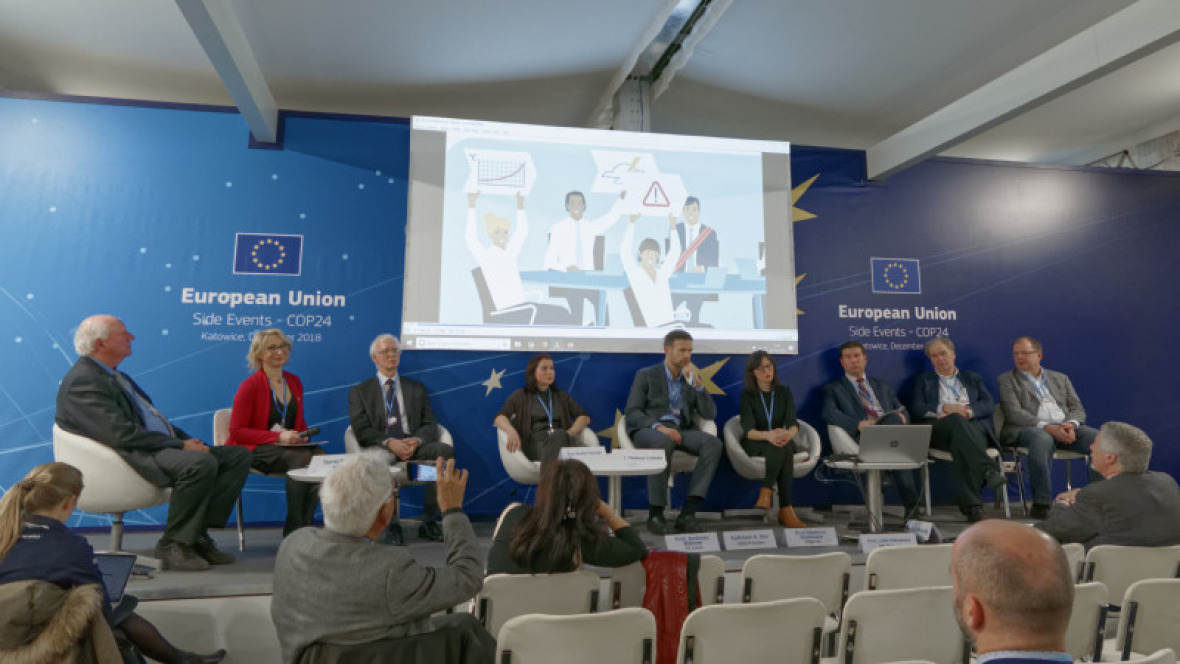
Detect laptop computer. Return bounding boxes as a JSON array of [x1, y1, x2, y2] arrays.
[[95, 552, 137, 603], [856, 425, 932, 465]]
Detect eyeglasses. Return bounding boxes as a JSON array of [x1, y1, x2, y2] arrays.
[[1012, 351, 1038, 356], [264, 344, 290, 354], [374, 349, 400, 356]]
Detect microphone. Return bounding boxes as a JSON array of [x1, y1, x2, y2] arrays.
[[299, 427, 320, 438]]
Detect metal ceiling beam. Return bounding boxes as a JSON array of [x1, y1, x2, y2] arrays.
[[585, 0, 682, 129], [866, 0, 1180, 180], [176, 0, 277, 144]]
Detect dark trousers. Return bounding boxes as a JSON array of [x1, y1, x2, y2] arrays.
[[407, 440, 455, 519], [631, 427, 722, 508], [867, 411, 921, 508], [740, 438, 796, 504], [928, 414, 1000, 508], [251, 444, 323, 536], [154, 445, 251, 545], [524, 429, 575, 467]]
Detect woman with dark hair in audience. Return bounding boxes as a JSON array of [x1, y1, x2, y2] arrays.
[[0, 462, 226, 663], [486, 460, 645, 575], [227, 328, 323, 536], [493, 353, 591, 466], [740, 349, 806, 528]]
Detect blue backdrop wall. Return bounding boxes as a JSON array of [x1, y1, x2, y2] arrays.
[[2, 94, 1177, 528]]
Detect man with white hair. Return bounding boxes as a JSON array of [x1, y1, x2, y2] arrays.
[[54, 314, 251, 571], [271, 455, 492, 664], [951, 519, 1075, 664], [348, 333, 453, 543], [1037, 421, 1180, 547]]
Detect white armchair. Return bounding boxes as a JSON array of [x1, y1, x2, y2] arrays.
[[51, 424, 171, 552], [617, 413, 717, 509], [497, 427, 600, 485], [723, 415, 820, 513]]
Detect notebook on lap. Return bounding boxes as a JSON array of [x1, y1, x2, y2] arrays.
[[856, 425, 932, 465]]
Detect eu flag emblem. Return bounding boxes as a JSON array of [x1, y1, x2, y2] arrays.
[[233, 233, 303, 276], [871, 257, 921, 294]]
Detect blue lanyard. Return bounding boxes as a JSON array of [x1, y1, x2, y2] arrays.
[[536, 390, 555, 431], [939, 374, 963, 401], [1025, 372, 1050, 400], [759, 390, 775, 429], [384, 379, 398, 420], [271, 378, 289, 424]]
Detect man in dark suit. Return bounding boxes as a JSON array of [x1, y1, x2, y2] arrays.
[[821, 340, 921, 515], [54, 315, 251, 571], [998, 336, 1100, 519], [624, 329, 722, 534], [952, 519, 1075, 664], [912, 337, 1005, 523], [666, 196, 720, 325], [348, 333, 453, 543], [1038, 422, 1180, 548]]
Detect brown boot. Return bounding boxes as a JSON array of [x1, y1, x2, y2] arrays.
[[754, 487, 774, 510], [778, 506, 806, 529]]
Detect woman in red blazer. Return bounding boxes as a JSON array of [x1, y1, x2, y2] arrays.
[[227, 329, 322, 536]]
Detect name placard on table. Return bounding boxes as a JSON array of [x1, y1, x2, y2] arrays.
[[620, 450, 666, 463], [307, 454, 349, 473], [859, 532, 918, 553], [783, 527, 839, 548], [558, 446, 607, 460], [904, 519, 941, 543], [664, 532, 721, 553], [722, 529, 778, 551]]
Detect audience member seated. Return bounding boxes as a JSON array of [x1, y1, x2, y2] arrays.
[[998, 336, 1101, 519], [493, 353, 592, 468], [0, 462, 225, 663], [1037, 421, 1180, 548], [951, 519, 1075, 664], [911, 337, 1006, 523], [348, 333, 453, 544], [271, 455, 493, 664], [227, 329, 323, 537], [739, 350, 805, 528], [625, 330, 722, 535], [54, 314, 250, 571], [487, 459, 645, 575], [821, 340, 920, 515]]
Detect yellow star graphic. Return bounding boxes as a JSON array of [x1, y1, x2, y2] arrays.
[[792, 173, 819, 222], [597, 410, 625, 449], [796, 272, 806, 315], [694, 358, 729, 396], [482, 368, 505, 396]]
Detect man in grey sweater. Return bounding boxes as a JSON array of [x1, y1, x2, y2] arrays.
[[271, 453, 493, 663]]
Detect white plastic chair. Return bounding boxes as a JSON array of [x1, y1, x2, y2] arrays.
[[606, 554, 724, 609], [1129, 650, 1178, 664], [1062, 542, 1086, 582], [476, 571, 601, 640], [723, 415, 820, 515], [617, 415, 717, 509], [1065, 582, 1110, 661], [741, 552, 851, 636], [1114, 579, 1180, 660], [1083, 545, 1180, 610], [677, 597, 826, 664], [497, 427, 600, 485], [51, 424, 171, 552], [863, 543, 953, 591], [836, 586, 966, 664], [497, 607, 656, 664]]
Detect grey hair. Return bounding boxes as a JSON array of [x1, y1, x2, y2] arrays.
[[1099, 421, 1153, 473], [74, 315, 114, 355], [320, 451, 394, 536], [924, 337, 954, 355], [369, 333, 400, 357]]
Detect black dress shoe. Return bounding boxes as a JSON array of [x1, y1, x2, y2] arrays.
[[154, 540, 210, 572], [984, 468, 1007, 490], [1030, 503, 1051, 520], [963, 505, 985, 523], [674, 512, 704, 533], [646, 514, 669, 535], [180, 649, 227, 664], [379, 521, 404, 546], [193, 535, 235, 565], [418, 520, 444, 542]]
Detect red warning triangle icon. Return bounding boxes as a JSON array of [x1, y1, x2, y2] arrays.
[[642, 180, 670, 207]]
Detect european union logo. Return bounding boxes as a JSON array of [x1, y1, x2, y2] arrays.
[[233, 233, 303, 276], [871, 257, 921, 294]]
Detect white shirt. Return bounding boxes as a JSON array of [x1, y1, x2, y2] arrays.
[[1021, 369, 1069, 427], [465, 206, 528, 310], [935, 371, 971, 416], [543, 198, 625, 270], [621, 223, 680, 327]]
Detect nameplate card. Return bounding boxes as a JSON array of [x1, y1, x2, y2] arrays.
[[783, 527, 839, 548], [559, 446, 606, 460], [905, 519, 941, 543], [722, 529, 778, 551], [620, 450, 667, 463], [859, 532, 918, 553], [307, 454, 349, 473], [664, 532, 721, 553]]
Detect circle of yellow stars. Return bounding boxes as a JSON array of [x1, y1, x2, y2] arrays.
[[881, 261, 910, 290], [251, 237, 287, 271]]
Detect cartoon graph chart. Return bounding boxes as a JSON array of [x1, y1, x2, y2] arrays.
[[464, 149, 537, 195]]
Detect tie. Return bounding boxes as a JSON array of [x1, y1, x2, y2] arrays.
[[384, 379, 406, 438], [856, 378, 882, 420], [114, 371, 174, 437]]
